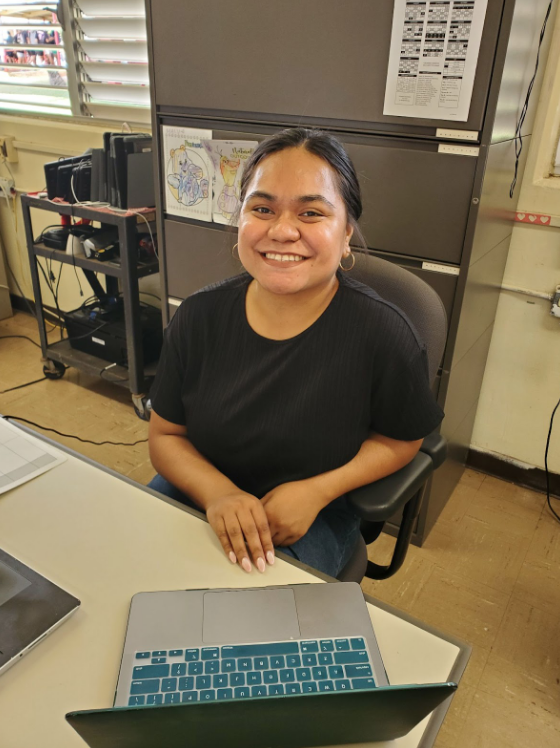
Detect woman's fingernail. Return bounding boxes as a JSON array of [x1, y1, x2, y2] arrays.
[[241, 557, 252, 573], [228, 552, 237, 564], [257, 557, 266, 573], [266, 551, 275, 566]]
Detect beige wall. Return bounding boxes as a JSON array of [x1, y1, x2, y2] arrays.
[[0, 115, 158, 315], [471, 11, 560, 473]]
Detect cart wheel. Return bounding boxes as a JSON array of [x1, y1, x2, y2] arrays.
[[42, 361, 66, 380], [132, 396, 152, 421]]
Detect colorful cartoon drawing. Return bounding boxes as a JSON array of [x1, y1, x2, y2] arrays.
[[216, 153, 241, 221], [167, 145, 209, 207]]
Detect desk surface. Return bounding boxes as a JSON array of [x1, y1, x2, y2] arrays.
[[0, 423, 469, 748]]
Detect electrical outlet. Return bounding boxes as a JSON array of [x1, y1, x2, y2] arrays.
[[0, 135, 18, 163], [0, 176, 14, 195], [551, 286, 560, 319]]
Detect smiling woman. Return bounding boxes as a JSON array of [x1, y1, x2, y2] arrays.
[[147, 128, 444, 578]]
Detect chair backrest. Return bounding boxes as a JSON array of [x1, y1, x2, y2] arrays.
[[348, 251, 448, 384]]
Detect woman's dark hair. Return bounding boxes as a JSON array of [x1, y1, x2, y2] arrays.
[[238, 128, 366, 249]]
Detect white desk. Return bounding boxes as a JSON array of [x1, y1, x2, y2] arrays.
[[0, 424, 469, 748]]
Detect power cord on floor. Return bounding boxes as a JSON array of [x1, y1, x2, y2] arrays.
[[0, 415, 148, 447], [0, 335, 42, 348], [0, 377, 48, 395], [544, 395, 560, 523]]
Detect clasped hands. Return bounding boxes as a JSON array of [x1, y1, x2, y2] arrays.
[[206, 480, 327, 574]]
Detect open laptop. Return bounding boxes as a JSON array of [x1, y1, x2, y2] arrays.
[[67, 582, 456, 746], [0, 548, 80, 676]]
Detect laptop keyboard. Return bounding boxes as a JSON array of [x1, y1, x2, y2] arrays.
[[127, 637, 377, 706]]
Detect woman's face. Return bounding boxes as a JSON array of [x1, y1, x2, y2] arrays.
[[237, 148, 353, 297]]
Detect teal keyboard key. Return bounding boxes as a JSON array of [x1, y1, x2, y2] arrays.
[[217, 688, 233, 700], [222, 659, 236, 672], [152, 650, 166, 657], [171, 663, 186, 677], [296, 668, 311, 682], [230, 673, 245, 687], [279, 668, 295, 683], [286, 655, 301, 668], [147, 694, 163, 705], [164, 692, 181, 704], [184, 649, 199, 661], [188, 662, 203, 675], [286, 683, 301, 694], [201, 648, 219, 660], [320, 640, 334, 652], [130, 679, 160, 695], [335, 639, 350, 651], [238, 658, 252, 671], [302, 681, 318, 693], [351, 677, 376, 690], [269, 684, 284, 696], [234, 686, 250, 698], [302, 654, 317, 667], [169, 649, 183, 657], [328, 665, 344, 679], [300, 641, 319, 653], [334, 679, 351, 691], [247, 672, 262, 685], [222, 642, 298, 658], [318, 653, 333, 666], [204, 661, 219, 674], [254, 657, 269, 670], [178, 677, 194, 691], [181, 691, 198, 702], [195, 675, 211, 689], [135, 652, 150, 659], [350, 638, 366, 650], [270, 655, 285, 669], [133, 664, 169, 679], [151, 657, 166, 664], [128, 695, 145, 706], [345, 664, 373, 678], [263, 670, 279, 684], [213, 674, 228, 688], [312, 666, 327, 680], [251, 685, 267, 697], [162, 678, 177, 692], [318, 680, 335, 692], [200, 690, 216, 701], [334, 651, 368, 665]]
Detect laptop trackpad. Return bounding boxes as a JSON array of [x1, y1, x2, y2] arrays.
[[202, 588, 301, 643]]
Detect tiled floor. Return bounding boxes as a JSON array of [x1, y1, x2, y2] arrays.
[[2, 310, 560, 747]]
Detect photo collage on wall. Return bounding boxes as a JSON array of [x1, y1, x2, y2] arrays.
[[162, 126, 258, 226]]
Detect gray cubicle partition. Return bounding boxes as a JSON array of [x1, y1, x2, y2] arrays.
[[146, 0, 557, 544]]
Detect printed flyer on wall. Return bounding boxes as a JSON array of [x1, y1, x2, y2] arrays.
[[202, 140, 258, 225], [383, 0, 489, 121], [162, 125, 213, 221]]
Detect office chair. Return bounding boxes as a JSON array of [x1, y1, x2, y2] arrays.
[[337, 251, 448, 583]]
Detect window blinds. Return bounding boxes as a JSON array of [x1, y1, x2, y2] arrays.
[[72, 0, 150, 123], [0, 1, 72, 116]]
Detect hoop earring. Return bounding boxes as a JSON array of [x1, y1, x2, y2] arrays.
[[232, 243, 239, 259], [339, 252, 355, 272]]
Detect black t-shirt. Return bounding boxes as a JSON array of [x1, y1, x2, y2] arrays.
[[150, 272, 444, 499]]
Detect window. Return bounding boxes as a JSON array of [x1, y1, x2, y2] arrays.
[[0, 1, 72, 116], [0, 0, 150, 122]]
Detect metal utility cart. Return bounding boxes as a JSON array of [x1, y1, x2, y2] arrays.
[[21, 195, 159, 420]]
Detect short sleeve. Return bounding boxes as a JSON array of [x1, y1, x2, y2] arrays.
[[369, 315, 444, 441], [149, 306, 189, 425]]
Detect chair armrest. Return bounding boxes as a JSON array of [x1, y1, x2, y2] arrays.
[[420, 432, 447, 469], [346, 451, 433, 523]]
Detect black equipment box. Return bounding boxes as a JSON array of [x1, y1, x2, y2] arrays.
[[64, 301, 162, 367]]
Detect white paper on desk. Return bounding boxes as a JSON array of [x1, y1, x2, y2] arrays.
[[383, 0, 489, 122], [0, 419, 66, 495], [162, 125, 213, 222]]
